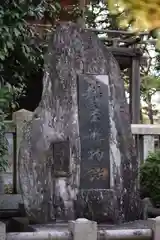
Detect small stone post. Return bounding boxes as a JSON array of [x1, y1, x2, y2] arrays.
[[143, 135, 155, 161], [0, 222, 6, 240], [13, 109, 33, 193], [142, 198, 153, 220], [154, 216, 160, 240], [68, 218, 97, 240]]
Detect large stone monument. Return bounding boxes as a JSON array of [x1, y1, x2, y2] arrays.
[[18, 22, 141, 224]]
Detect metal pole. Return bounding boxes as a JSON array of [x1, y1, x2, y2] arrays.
[[99, 229, 152, 240]]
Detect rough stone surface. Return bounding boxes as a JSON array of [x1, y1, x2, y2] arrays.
[[19, 22, 141, 224], [75, 189, 119, 224]]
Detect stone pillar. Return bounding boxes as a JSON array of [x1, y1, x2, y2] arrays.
[[0, 222, 6, 240], [13, 109, 33, 193], [143, 136, 155, 161], [153, 216, 160, 240], [69, 218, 97, 240]]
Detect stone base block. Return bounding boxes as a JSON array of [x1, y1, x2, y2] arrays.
[[75, 189, 119, 224]]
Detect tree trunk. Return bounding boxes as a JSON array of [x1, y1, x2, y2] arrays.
[[140, 106, 143, 123], [147, 95, 154, 124]]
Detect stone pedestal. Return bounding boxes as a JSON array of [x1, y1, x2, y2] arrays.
[[75, 189, 119, 223]]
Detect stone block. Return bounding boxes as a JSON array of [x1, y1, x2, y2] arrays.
[[69, 218, 97, 240]]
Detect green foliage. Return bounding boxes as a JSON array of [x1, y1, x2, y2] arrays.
[[4, 183, 13, 194], [140, 150, 160, 206], [140, 75, 160, 123], [141, 75, 160, 94], [141, 75, 160, 106], [0, 0, 84, 101], [0, 0, 61, 98]]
